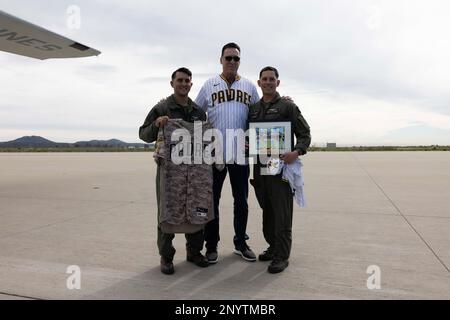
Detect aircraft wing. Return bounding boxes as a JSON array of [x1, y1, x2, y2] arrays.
[[0, 10, 100, 60]]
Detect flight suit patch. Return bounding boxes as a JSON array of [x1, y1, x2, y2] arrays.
[[266, 108, 279, 114]]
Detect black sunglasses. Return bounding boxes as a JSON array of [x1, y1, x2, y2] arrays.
[[224, 56, 240, 62]]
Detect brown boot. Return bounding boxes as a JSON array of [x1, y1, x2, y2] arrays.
[[268, 259, 289, 274], [160, 256, 174, 275], [186, 251, 209, 268], [258, 247, 274, 261]]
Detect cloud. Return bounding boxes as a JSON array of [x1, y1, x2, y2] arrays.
[[138, 76, 168, 84], [382, 124, 450, 145], [1, 0, 450, 144], [78, 63, 118, 73]]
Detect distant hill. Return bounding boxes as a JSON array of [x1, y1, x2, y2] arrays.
[[74, 138, 129, 147], [0, 136, 150, 149], [0, 136, 70, 148]]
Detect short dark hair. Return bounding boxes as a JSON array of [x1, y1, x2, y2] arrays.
[[171, 67, 192, 80], [259, 66, 279, 79], [221, 42, 241, 57]]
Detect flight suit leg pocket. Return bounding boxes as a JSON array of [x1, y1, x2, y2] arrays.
[[250, 178, 265, 210]]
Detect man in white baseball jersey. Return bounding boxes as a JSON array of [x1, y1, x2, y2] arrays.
[[195, 43, 259, 263]]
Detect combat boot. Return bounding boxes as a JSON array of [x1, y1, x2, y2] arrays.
[[268, 259, 289, 273], [187, 251, 209, 268], [160, 256, 174, 275], [258, 247, 274, 261]]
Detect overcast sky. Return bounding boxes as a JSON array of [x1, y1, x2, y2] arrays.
[[1, 0, 450, 145]]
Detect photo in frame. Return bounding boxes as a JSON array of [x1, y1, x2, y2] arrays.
[[249, 121, 292, 156]]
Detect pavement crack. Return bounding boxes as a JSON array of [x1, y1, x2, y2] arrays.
[[0, 291, 43, 300], [351, 153, 450, 273]]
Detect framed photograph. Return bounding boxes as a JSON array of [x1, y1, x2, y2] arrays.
[[249, 121, 292, 156]]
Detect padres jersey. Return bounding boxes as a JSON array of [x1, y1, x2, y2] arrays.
[[195, 74, 260, 163]]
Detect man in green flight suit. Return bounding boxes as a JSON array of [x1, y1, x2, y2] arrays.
[[249, 66, 311, 273], [139, 67, 209, 275]]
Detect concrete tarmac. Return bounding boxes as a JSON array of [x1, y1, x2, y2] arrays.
[[0, 152, 449, 300]]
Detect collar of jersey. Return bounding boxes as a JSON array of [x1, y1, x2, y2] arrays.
[[220, 73, 241, 86]]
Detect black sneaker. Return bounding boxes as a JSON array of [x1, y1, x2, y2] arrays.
[[233, 243, 256, 262], [206, 249, 218, 264], [160, 256, 174, 275], [258, 248, 274, 261], [268, 259, 289, 273], [186, 252, 209, 268]]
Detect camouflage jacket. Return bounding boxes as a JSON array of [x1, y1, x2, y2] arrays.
[[155, 119, 216, 233]]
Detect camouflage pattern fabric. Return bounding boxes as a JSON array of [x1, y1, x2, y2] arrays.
[[154, 119, 216, 233]]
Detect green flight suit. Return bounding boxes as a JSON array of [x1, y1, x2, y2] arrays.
[[249, 92, 311, 260], [139, 94, 207, 260]]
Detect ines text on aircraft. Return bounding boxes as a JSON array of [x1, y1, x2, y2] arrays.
[[0, 9, 100, 60]]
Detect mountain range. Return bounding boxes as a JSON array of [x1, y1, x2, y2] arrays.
[[0, 136, 150, 148]]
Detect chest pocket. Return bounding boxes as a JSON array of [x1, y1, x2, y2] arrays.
[[264, 107, 282, 120], [167, 109, 181, 119], [249, 109, 261, 120], [169, 108, 196, 122], [266, 106, 290, 120]]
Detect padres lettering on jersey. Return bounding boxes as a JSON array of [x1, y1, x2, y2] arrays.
[[195, 74, 259, 130], [211, 89, 253, 107]]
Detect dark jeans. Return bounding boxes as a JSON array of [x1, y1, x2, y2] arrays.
[[204, 164, 250, 250]]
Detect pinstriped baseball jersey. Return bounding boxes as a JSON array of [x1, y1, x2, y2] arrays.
[[195, 74, 260, 163]]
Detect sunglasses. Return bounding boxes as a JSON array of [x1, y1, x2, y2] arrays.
[[224, 56, 240, 62]]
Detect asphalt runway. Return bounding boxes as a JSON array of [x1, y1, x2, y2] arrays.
[[0, 152, 449, 299]]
